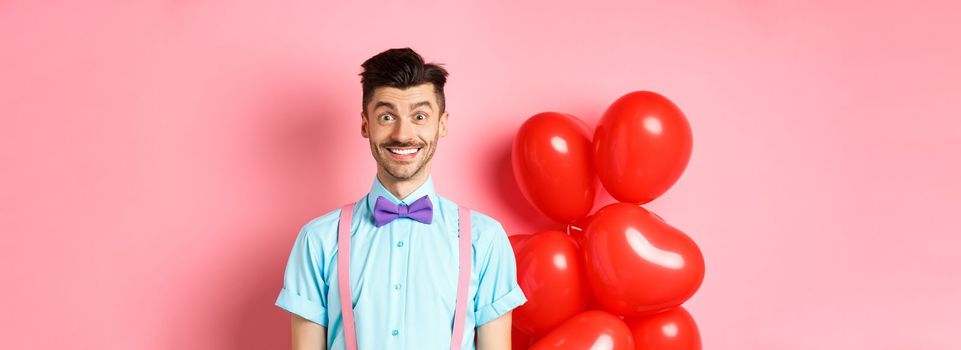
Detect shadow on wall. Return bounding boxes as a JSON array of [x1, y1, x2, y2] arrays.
[[215, 69, 360, 349], [485, 130, 558, 235]]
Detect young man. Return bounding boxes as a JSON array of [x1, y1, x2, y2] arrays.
[[275, 48, 527, 350]]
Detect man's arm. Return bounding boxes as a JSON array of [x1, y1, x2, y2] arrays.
[[291, 314, 326, 350], [477, 311, 512, 350]]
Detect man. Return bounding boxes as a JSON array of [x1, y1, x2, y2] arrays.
[[275, 47, 527, 350]]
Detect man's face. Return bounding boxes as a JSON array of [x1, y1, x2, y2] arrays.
[[361, 83, 449, 181]]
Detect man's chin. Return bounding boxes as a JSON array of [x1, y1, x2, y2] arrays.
[[382, 164, 422, 180], [385, 172, 416, 181]]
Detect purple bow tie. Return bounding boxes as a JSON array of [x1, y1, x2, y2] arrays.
[[373, 195, 433, 227]]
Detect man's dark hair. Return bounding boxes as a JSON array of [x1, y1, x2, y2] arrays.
[[360, 47, 449, 115]]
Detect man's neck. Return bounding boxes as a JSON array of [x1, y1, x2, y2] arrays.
[[376, 169, 430, 201]]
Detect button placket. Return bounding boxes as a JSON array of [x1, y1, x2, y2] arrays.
[[397, 218, 414, 342], [388, 217, 412, 341]]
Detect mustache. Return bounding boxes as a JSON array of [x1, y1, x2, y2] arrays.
[[380, 142, 426, 148]]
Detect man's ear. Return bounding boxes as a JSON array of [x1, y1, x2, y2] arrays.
[[360, 111, 369, 138], [439, 110, 449, 138]]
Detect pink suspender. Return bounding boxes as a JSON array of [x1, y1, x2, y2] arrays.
[[337, 203, 472, 350], [337, 204, 358, 349], [451, 206, 472, 350]]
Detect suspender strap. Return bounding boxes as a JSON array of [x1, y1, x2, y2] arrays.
[[451, 206, 472, 350], [337, 203, 472, 350], [337, 204, 357, 350]]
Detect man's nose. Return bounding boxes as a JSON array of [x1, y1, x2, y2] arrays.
[[391, 118, 415, 142]]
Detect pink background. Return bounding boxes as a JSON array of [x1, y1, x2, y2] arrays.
[[2, 0, 959, 349]]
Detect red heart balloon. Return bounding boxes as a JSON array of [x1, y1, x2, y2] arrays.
[[512, 231, 589, 337], [530, 310, 634, 350], [562, 215, 605, 311], [511, 326, 535, 350], [565, 214, 593, 249], [594, 91, 692, 204], [512, 112, 597, 223], [583, 203, 704, 317], [625, 306, 702, 350], [509, 233, 533, 252]]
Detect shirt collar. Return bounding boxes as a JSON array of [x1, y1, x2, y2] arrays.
[[366, 175, 439, 216]]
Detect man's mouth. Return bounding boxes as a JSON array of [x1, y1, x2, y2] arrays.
[[386, 147, 422, 160]]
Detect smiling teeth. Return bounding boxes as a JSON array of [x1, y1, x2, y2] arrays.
[[389, 148, 419, 155]]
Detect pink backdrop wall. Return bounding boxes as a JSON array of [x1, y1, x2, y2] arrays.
[[2, 0, 959, 348]]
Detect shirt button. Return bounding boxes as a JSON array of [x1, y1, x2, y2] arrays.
[[394, 283, 401, 290], [391, 330, 399, 336], [396, 241, 404, 248]]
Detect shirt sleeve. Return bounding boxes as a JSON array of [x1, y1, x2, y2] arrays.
[[275, 222, 329, 326], [473, 221, 528, 327]]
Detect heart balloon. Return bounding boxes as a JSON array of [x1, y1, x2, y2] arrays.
[[508, 233, 533, 252], [512, 112, 597, 223], [565, 214, 592, 249], [583, 202, 704, 317], [511, 326, 535, 350], [593, 91, 692, 204], [530, 310, 634, 350], [511, 230, 589, 337], [625, 306, 702, 350]]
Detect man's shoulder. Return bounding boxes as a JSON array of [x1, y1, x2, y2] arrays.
[[298, 204, 351, 242], [436, 196, 508, 242], [469, 209, 503, 232]]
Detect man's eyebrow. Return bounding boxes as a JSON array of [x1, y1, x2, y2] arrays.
[[372, 100, 434, 112], [410, 101, 433, 112], [372, 101, 396, 111]]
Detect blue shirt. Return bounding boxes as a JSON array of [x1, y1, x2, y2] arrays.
[[275, 176, 527, 349]]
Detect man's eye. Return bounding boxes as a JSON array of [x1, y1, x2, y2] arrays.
[[415, 113, 427, 120], [381, 114, 394, 121]]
